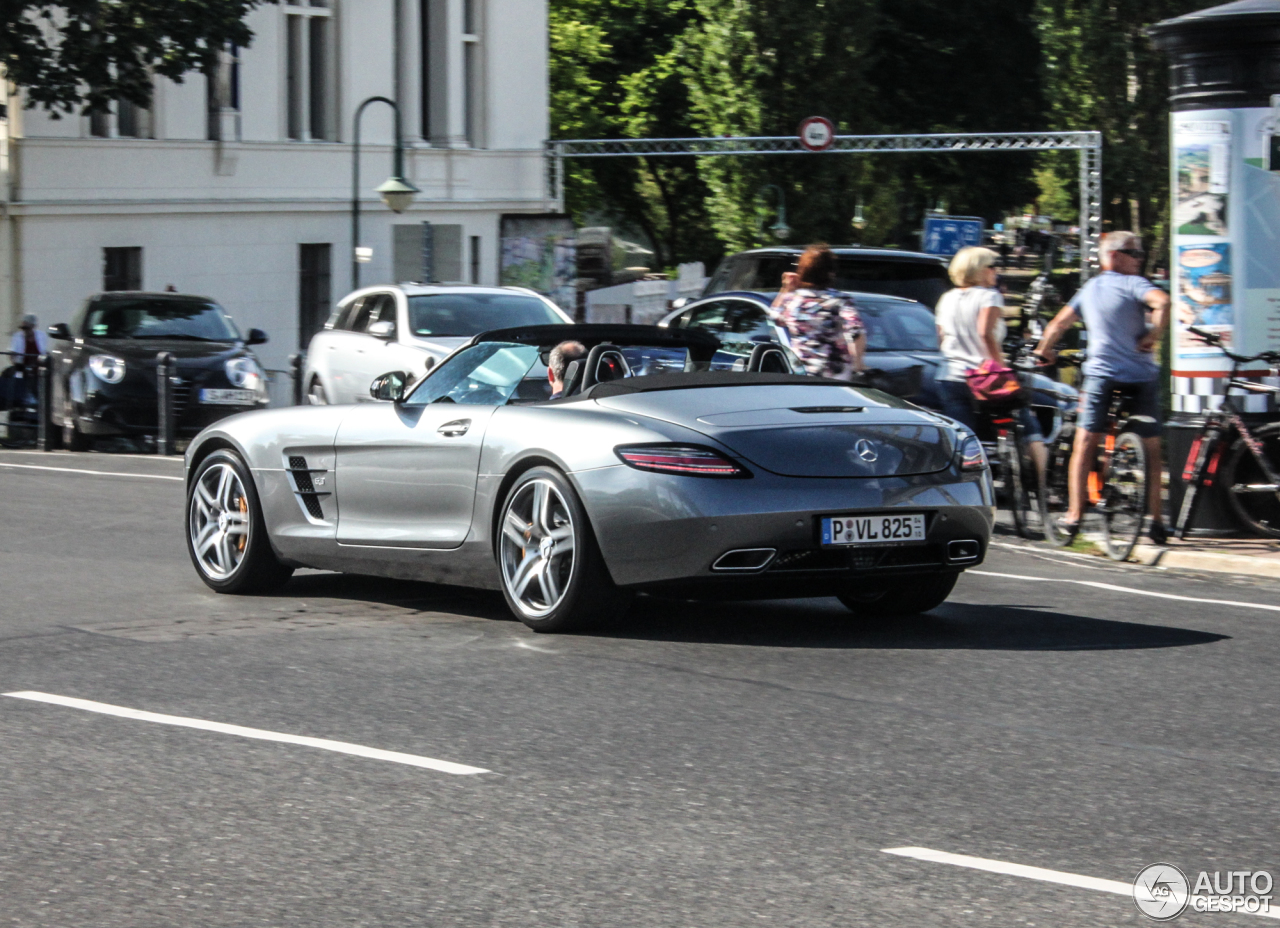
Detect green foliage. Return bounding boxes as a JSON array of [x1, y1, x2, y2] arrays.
[[1, 1, 277, 115], [1034, 0, 1203, 257], [550, 0, 723, 270]]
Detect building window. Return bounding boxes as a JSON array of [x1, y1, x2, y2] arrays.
[[469, 235, 480, 283], [298, 244, 332, 348], [103, 248, 143, 291], [285, 1, 335, 141], [207, 45, 241, 141], [88, 94, 153, 139], [462, 0, 479, 147]]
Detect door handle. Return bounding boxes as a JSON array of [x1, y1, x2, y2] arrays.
[[437, 419, 470, 437]]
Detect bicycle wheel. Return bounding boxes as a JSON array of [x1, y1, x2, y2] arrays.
[[1221, 422, 1280, 538], [1040, 423, 1075, 546], [1100, 431, 1146, 561], [1000, 432, 1031, 538]]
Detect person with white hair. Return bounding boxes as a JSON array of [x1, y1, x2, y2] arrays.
[[1036, 231, 1172, 543], [6, 314, 49, 409]]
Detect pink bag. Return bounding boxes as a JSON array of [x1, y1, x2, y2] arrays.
[[965, 359, 1022, 404]]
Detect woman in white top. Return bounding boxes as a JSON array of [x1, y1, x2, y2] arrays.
[[935, 246, 1046, 472]]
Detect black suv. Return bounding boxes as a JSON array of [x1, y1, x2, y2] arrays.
[[704, 246, 950, 309], [46, 292, 270, 450]]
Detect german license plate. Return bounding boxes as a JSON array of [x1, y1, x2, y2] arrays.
[[199, 388, 256, 405], [821, 513, 926, 546]]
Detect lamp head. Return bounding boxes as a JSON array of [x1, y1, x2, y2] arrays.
[[376, 176, 420, 213], [770, 220, 791, 241]]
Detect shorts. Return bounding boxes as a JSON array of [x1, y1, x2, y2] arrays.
[[1077, 375, 1161, 438]]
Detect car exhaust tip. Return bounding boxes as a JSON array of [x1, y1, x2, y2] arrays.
[[946, 539, 982, 564], [711, 548, 777, 572]]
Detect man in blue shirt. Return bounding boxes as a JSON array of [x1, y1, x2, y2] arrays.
[[1036, 232, 1172, 543]]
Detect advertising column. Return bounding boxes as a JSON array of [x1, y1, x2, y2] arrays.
[[1151, 1, 1280, 527]]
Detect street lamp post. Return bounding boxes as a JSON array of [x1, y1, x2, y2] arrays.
[[351, 95, 420, 290]]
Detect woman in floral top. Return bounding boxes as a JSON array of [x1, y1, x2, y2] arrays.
[[771, 244, 865, 379]]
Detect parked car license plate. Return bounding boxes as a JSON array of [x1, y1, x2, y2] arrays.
[[199, 388, 257, 405], [821, 513, 926, 546]]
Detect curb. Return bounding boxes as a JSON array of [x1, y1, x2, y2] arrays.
[[1130, 544, 1280, 578]]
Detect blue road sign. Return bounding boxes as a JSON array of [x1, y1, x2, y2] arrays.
[[922, 215, 984, 256]]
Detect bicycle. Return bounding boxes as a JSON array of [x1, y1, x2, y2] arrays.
[[970, 346, 1050, 541], [1175, 326, 1280, 539], [1037, 352, 1153, 560]]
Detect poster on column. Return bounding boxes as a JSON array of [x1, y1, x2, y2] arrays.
[[1172, 115, 1233, 366]]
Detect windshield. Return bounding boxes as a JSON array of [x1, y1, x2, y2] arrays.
[[406, 341, 700, 406], [82, 299, 241, 340], [860, 303, 940, 352], [730, 255, 950, 308], [406, 293, 566, 337]]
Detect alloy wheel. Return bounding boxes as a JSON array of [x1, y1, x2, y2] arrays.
[[189, 462, 250, 580], [499, 478, 577, 618]]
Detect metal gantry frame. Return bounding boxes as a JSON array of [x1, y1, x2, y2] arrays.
[[546, 130, 1104, 278]]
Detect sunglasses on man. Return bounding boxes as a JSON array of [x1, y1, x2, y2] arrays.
[[1115, 248, 1146, 260]]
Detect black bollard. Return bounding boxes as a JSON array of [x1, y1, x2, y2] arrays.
[[37, 355, 52, 451], [290, 353, 304, 406], [157, 352, 174, 456]]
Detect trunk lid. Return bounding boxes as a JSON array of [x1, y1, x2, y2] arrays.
[[596, 384, 955, 478]]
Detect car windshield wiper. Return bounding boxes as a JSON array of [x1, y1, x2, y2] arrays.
[[128, 333, 219, 341]]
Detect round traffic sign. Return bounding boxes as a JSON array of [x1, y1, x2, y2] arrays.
[[798, 116, 836, 152]]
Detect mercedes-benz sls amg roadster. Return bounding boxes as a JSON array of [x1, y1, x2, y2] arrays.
[[184, 325, 994, 631]]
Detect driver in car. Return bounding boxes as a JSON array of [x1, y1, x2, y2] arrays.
[[548, 340, 587, 399]]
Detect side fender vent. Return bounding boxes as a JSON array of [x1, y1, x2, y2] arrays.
[[287, 455, 329, 520]]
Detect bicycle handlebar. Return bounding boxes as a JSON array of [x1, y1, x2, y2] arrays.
[[1187, 326, 1280, 366]]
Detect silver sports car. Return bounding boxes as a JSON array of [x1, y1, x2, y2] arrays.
[[184, 324, 994, 631]]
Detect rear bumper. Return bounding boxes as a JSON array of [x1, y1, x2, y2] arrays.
[[573, 463, 994, 591]]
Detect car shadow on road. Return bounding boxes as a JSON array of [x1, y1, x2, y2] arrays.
[[601, 596, 1229, 651], [268, 573, 1227, 652]]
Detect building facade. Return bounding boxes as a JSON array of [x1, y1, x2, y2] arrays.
[[0, 0, 551, 375]]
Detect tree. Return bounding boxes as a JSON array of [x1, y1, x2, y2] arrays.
[[1, 1, 275, 116], [680, 0, 1044, 250], [1034, 0, 1204, 264], [550, 0, 723, 271]]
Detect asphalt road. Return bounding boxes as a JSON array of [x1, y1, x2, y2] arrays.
[[2, 447, 1279, 927]]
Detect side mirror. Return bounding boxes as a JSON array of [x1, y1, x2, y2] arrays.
[[370, 371, 410, 403], [47, 323, 71, 340], [366, 320, 395, 339], [246, 328, 268, 346]]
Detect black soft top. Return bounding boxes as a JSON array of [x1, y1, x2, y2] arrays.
[[575, 371, 852, 400]]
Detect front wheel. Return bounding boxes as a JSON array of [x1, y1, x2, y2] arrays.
[[187, 449, 294, 594], [838, 573, 958, 617], [1222, 422, 1280, 538], [307, 377, 329, 405], [1100, 431, 1146, 561], [497, 466, 630, 632]]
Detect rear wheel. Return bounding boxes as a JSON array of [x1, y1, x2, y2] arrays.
[[1222, 422, 1280, 538], [307, 377, 329, 405], [838, 573, 958, 617], [63, 419, 91, 452], [187, 449, 294, 594], [999, 432, 1031, 538], [1100, 431, 1146, 561], [497, 466, 630, 632], [1040, 423, 1075, 546]]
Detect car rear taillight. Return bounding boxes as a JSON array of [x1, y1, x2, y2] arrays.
[[615, 445, 750, 478]]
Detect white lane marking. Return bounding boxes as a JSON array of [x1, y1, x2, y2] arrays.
[[513, 639, 558, 654], [883, 846, 1131, 896], [4, 691, 490, 775], [0, 449, 182, 463], [0, 462, 182, 481], [882, 847, 1280, 919], [970, 570, 1280, 613]]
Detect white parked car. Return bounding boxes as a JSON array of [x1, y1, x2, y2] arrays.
[[302, 284, 573, 405]]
